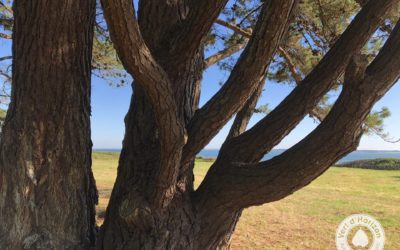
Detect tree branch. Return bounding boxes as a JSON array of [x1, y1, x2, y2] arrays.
[[355, 0, 394, 34], [168, 0, 229, 65], [197, 20, 400, 207], [204, 41, 246, 69], [203, 19, 251, 68], [226, 76, 266, 139], [0, 70, 11, 81], [0, 1, 13, 15], [210, 17, 341, 140], [183, 0, 298, 164], [0, 56, 11, 61], [214, 19, 303, 81], [101, 0, 186, 207], [277, 47, 303, 83], [219, 0, 399, 163], [215, 19, 252, 37], [0, 33, 11, 39]]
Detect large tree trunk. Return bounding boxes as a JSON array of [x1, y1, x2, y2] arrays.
[[97, 41, 206, 250], [0, 0, 97, 249], [97, 64, 239, 250], [96, 1, 226, 247]]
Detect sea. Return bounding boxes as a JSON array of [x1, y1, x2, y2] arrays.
[[95, 148, 400, 163], [198, 149, 400, 163]]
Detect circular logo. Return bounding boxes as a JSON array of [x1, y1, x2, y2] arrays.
[[336, 214, 385, 250]]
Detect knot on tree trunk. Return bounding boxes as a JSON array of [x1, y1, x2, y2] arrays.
[[119, 191, 155, 231]]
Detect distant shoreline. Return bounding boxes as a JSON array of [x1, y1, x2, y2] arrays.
[[93, 149, 400, 163], [93, 148, 400, 152]]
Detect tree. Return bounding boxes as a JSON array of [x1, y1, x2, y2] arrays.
[[96, 0, 400, 249], [0, 0, 399, 249], [0, 0, 97, 249]]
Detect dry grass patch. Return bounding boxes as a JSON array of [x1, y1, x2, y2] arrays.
[[93, 152, 400, 249]]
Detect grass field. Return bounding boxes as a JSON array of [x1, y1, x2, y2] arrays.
[[93, 152, 400, 249]]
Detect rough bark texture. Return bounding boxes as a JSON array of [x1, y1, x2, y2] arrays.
[[97, 0, 400, 249], [98, 0, 204, 248], [0, 0, 97, 249]]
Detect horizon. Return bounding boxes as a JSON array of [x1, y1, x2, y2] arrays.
[[93, 148, 400, 152]]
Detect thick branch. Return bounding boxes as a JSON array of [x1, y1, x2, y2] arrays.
[[226, 76, 266, 139], [356, 0, 394, 34], [219, 0, 399, 163], [101, 0, 185, 207], [170, 0, 228, 64], [198, 21, 400, 207], [183, 0, 298, 163]]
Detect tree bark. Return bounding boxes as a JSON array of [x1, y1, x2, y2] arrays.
[[96, 43, 205, 248], [0, 0, 97, 249], [98, 1, 204, 248]]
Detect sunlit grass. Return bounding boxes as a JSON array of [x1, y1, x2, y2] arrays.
[[92, 152, 400, 249]]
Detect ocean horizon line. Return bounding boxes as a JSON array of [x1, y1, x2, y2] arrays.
[[93, 148, 400, 163], [93, 148, 400, 152]]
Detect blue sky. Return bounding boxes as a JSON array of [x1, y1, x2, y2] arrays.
[[1, 23, 399, 151]]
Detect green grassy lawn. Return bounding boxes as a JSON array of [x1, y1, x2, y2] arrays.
[[93, 152, 400, 249]]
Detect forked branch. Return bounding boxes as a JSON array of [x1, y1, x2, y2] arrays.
[[101, 0, 185, 207], [207, 18, 320, 139], [219, 0, 399, 163], [198, 19, 400, 208]]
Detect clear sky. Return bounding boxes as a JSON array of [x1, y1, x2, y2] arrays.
[[0, 24, 399, 151]]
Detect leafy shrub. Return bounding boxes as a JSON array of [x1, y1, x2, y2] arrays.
[[337, 158, 400, 170]]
